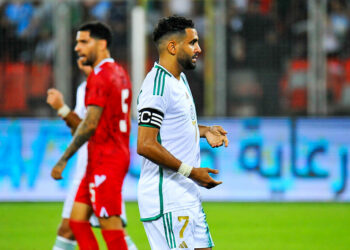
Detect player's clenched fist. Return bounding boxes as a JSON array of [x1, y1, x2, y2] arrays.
[[189, 167, 222, 189], [51, 160, 67, 180], [47, 88, 64, 110]]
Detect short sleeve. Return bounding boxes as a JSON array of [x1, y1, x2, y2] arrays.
[[85, 75, 109, 108], [137, 72, 170, 129]]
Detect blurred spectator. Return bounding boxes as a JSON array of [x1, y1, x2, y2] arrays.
[[231, 0, 248, 14], [4, 1, 34, 37], [1, 0, 350, 117], [228, 69, 263, 116], [167, 0, 193, 16], [34, 28, 54, 63], [241, 0, 274, 52], [82, 0, 111, 22], [1, 1, 35, 61], [325, 0, 349, 56], [109, 1, 128, 63]]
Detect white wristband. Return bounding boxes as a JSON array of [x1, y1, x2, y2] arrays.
[[57, 104, 71, 118], [178, 163, 193, 178]]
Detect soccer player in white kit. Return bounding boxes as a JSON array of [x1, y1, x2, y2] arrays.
[[137, 16, 229, 249], [47, 59, 137, 250]]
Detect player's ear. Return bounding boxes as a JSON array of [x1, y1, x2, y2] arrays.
[[98, 39, 107, 50], [167, 41, 176, 55]]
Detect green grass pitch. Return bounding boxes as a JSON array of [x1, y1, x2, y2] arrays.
[[0, 202, 349, 250]]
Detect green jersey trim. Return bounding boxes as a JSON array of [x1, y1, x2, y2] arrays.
[[162, 214, 171, 248], [181, 74, 194, 102], [155, 64, 172, 77], [139, 124, 158, 128], [168, 212, 176, 248], [140, 213, 162, 222], [160, 71, 166, 96], [140, 132, 165, 222], [153, 69, 160, 95], [164, 212, 176, 248], [137, 89, 142, 105], [202, 208, 214, 247], [153, 66, 170, 96]]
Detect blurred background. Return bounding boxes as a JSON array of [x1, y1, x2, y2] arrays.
[[0, 0, 350, 202], [3, 0, 350, 117]]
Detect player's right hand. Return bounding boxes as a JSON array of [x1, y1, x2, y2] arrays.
[[51, 160, 67, 180], [47, 88, 64, 110], [189, 167, 222, 189]]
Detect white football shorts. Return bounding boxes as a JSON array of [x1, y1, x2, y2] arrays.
[[143, 205, 214, 249]]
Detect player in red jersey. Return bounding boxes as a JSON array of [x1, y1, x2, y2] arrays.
[[51, 21, 132, 250]]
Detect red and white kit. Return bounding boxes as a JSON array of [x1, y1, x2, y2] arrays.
[[75, 58, 132, 218]]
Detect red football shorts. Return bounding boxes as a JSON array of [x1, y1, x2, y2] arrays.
[[75, 162, 128, 217]]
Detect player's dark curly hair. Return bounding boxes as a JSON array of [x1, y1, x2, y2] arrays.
[[78, 21, 112, 48], [153, 16, 194, 45]]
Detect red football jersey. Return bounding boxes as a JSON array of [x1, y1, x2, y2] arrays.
[[85, 58, 132, 168]]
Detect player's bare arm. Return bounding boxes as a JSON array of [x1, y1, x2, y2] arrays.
[[137, 126, 222, 189], [199, 125, 229, 148], [63, 112, 83, 134], [51, 105, 103, 180]]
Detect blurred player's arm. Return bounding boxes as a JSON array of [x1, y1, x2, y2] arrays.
[[51, 105, 103, 180], [137, 126, 222, 189], [47, 88, 82, 134], [46, 59, 92, 134], [198, 125, 229, 148]]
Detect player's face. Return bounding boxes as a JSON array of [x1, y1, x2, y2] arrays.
[[177, 28, 201, 70], [74, 31, 98, 66], [77, 58, 92, 77]]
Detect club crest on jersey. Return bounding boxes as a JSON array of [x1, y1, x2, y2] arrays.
[[94, 175, 106, 187]]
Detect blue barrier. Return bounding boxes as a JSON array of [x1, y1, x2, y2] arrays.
[[0, 118, 349, 201]]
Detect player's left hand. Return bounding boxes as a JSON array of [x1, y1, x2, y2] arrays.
[[47, 88, 64, 110], [205, 125, 229, 148], [51, 160, 67, 180]]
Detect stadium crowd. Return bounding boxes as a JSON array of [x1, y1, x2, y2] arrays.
[[1, 0, 350, 116]]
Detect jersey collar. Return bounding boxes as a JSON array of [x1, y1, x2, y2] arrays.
[[94, 58, 114, 74], [154, 62, 175, 78]]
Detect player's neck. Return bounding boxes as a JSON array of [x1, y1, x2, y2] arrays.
[[158, 57, 182, 80], [93, 51, 111, 68]]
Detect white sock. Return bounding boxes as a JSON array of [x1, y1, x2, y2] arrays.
[[53, 236, 76, 250], [125, 235, 138, 250]]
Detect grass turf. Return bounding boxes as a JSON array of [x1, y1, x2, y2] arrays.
[[0, 202, 349, 250]]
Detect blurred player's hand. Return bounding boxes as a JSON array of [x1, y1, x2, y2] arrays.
[[189, 167, 222, 189], [77, 58, 92, 77], [47, 88, 64, 110], [51, 160, 67, 180], [205, 125, 229, 148]]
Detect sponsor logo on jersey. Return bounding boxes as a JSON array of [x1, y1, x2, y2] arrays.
[[94, 175, 106, 187], [99, 206, 109, 217], [179, 241, 188, 248]]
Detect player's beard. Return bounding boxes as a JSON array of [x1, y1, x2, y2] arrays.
[[177, 50, 196, 70], [81, 52, 97, 66]]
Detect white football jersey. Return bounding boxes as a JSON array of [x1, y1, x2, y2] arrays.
[[73, 81, 88, 181], [61, 81, 87, 218], [137, 63, 201, 221]]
